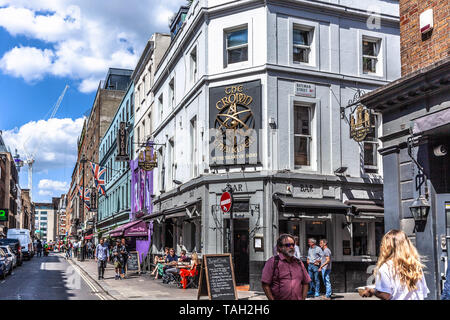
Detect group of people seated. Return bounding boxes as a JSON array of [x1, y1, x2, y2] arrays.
[[150, 247, 199, 287]]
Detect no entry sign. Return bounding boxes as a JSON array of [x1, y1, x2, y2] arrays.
[[220, 192, 232, 213]]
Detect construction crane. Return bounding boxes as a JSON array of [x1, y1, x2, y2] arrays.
[[15, 84, 69, 200]]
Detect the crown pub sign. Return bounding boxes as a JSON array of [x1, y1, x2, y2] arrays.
[[350, 105, 372, 142], [138, 146, 158, 171]]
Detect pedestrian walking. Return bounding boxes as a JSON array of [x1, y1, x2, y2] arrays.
[[112, 240, 124, 280], [95, 238, 110, 280], [64, 242, 70, 259], [318, 239, 332, 300], [361, 229, 429, 300], [73, 240, 78, 258], [306, 238, 323, 297], [294, 236, 301, 260], [120, 238, 130, 278], [36, 240, 43, 257], [261, 234, 311, 300], [87, 240, 93, 259]]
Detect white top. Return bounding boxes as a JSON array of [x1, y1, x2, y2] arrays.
[[375, 261, 429, 300]]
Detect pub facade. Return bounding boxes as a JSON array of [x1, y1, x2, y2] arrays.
[[146, 0, 400, 292]]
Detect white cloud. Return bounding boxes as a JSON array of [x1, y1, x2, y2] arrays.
[[38, 179, 69, 197], [2, 117, 85, 173], [0, 0, 187, 92], [0, 46, 54, 82]]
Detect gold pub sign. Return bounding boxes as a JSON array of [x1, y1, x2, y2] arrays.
[[138, 146, 158, 171], [350, 105, 372, 142]]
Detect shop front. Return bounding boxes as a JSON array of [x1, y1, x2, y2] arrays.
[[271, 179, 384, 293]]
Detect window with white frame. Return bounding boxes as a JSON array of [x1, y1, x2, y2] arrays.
[[362, 38, 381, 74], [167, 138, 174, 189], [363, 113, 379, 173], [158, 94, 163, 122], [190, 116, 198, 178], [169, 78, 175, 109], [147, 112, 151, 137], [293, 26, 313, 64], [190, 47, 197, 83], [145, 72, 150, 94], [158, 147, 165, 191], [137, 126, 141, 153], [225, 27, 248, 65], [294, 104, 313, 167], [141, 120, 146, 143]]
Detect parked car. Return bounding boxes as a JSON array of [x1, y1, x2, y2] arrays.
[[0, 247, 13, 278], [0, 239, 23, 266], [7, 229, 33, 260], [0, 245, 17, 268]]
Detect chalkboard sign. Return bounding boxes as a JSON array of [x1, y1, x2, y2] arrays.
[[126, 251, 141, 274], [197, 254, 237, 300]]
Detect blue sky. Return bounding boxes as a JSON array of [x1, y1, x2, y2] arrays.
[[0, 0, 186, 202]]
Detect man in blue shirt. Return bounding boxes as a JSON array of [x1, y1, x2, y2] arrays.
[[306, 238, 323, 297], [95, 238, 110, 280]]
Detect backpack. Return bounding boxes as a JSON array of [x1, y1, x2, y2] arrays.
[[269, 255, 309, 284]]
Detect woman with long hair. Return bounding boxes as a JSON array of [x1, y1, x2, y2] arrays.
[[361, 229, 429, 300]]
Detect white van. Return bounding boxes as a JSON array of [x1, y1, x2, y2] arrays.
[[7, 229, 34, 260]]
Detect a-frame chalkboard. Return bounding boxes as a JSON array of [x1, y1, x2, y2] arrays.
[[197, 254, 238, 300]]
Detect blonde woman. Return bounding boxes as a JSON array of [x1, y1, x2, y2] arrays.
[[361, 229, 429, 300]]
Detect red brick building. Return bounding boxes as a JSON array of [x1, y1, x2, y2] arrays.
[[361, 0, 450, 299]]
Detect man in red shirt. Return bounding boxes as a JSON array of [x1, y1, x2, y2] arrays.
[[261, 234, 311, 300]]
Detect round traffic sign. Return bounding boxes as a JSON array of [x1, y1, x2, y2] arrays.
[[220, 192, 232, 213]]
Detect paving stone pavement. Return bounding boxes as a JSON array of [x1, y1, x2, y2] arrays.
[[66, 254, 374, 300], [67, 254, 260, 300]]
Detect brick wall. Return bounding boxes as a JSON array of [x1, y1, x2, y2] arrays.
[[400, 0, 449, 76]]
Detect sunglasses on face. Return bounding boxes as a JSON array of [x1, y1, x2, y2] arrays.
[[282, 243, 295, 248]]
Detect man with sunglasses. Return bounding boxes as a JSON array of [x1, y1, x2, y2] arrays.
[[261, 234, 311, 300]]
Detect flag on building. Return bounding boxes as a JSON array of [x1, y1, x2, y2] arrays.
[[89, 162, 106, 195], [77, 185, 91, 211], [83, 188, 91, 211]]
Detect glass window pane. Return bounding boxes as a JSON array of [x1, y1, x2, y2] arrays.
[[294, 136, 310, 166], [364, 143, 377, 166], [227, 29, 248, 47], [227, 47, 248, 64], [363, 41, 376, 56], [363, 57, 376, 73], [305, 221, 326, 253], [352, 222, 368, 255], [293, 47, 309, 63], [294, 107, 310, 135], [293, 29, 309, 46]]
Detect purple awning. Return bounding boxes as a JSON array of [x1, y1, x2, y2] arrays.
[[110, 220, 147, 237], [413, 108, 450, 134]]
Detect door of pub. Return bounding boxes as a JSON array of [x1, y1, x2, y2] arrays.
[[224, 218, 250, 285]]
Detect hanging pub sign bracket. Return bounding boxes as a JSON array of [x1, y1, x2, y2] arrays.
[[138, 146, 158, 171], [340, 88, 373, 142]]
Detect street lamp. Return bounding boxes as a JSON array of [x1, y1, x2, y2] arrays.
[[409, 194, 430, 232], [407, 136, 431, 233]]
